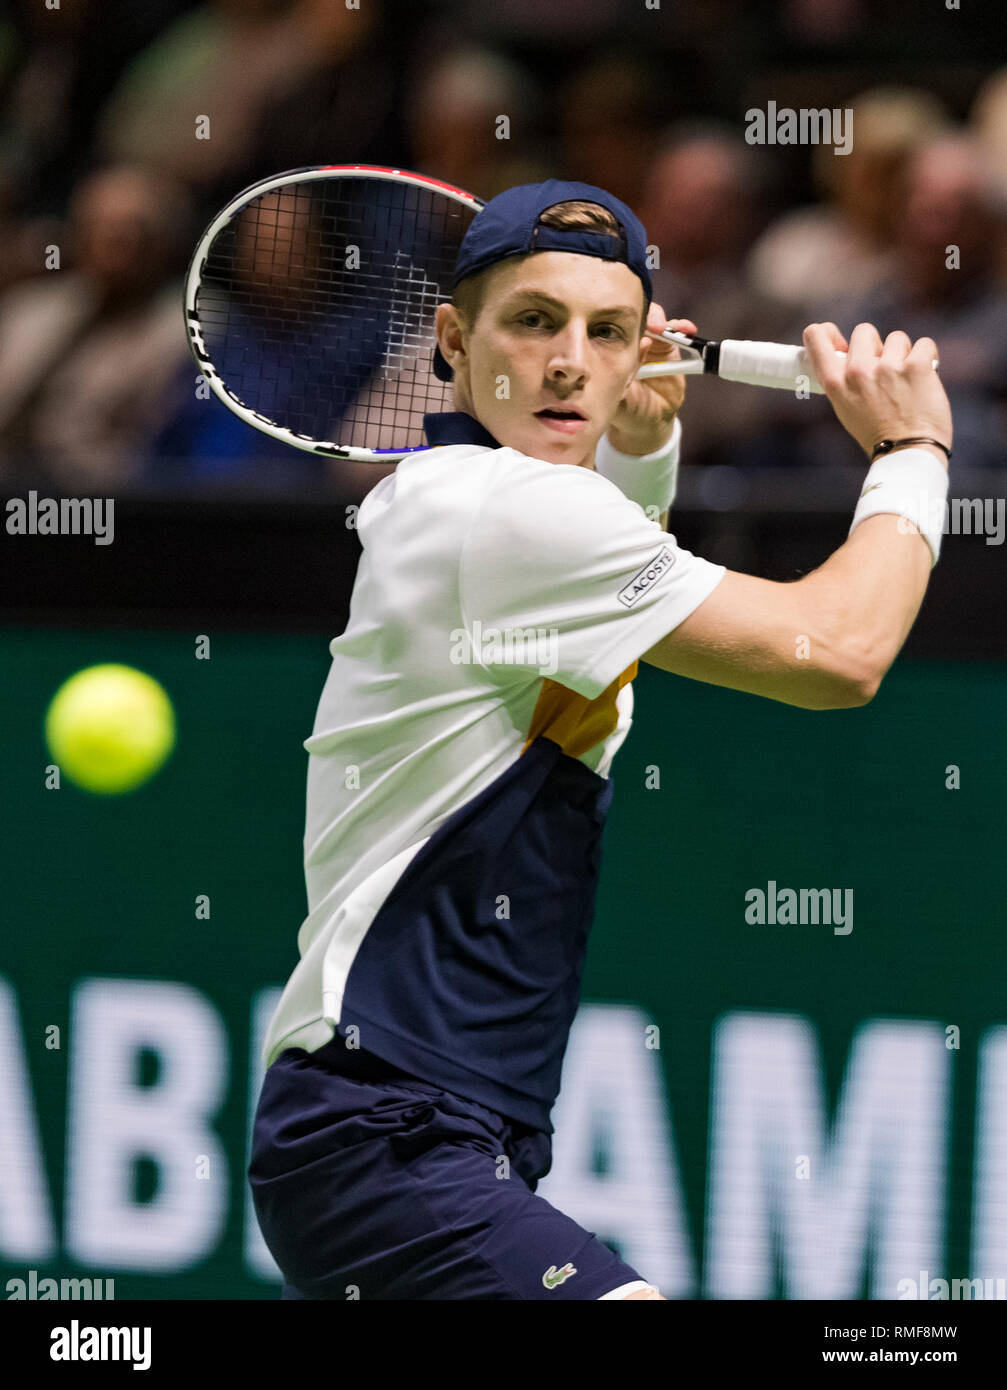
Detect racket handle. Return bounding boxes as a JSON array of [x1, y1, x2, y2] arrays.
[[638, 338, 830, 392], [716, 339, 828, 393], [718, 340, 940, 392], [641, 337, 941, 393]]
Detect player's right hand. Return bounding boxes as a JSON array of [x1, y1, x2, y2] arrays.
[[803, 321, 953, 463]]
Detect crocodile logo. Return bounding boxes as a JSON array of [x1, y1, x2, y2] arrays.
[[542, 1263, 577, 1290]]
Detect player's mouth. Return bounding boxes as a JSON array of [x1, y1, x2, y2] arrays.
[[534, 406, 588, 435]]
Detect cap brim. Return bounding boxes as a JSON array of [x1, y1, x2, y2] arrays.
[[432, 344, 454, 382]]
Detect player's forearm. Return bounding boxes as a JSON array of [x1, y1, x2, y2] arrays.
[[796, 511, 934, 699]]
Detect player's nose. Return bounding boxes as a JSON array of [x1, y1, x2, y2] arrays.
[[546, 324, 590, 385]]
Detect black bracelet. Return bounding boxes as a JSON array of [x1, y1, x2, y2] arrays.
[[871, 437, 952, 462]]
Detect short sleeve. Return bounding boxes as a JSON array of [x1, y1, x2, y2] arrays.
[[459, 450, 726, 699]]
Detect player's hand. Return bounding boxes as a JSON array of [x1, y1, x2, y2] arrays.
[[607, 307, 696, 455], [803, 321, 953, 464]]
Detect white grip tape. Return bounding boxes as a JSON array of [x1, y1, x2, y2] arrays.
[[717, 339, 825, 394]]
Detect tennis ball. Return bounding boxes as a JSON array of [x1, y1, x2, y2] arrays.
[[44, 663, 176, 795]]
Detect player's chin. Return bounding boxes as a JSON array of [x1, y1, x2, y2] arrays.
[[526, 428, 595, 467], [520, 414, 601, 465]]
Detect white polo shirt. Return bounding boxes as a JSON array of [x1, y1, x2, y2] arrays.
[[262, 414, 726, 1132]]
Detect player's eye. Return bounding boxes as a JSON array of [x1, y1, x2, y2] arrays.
[[592, 322, 626, 341], [516, 310, 550, 329]]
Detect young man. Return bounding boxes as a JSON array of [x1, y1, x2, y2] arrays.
[[249, 180, 952, 1301]]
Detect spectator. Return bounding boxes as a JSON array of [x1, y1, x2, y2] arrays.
[[0, 165, 192, 486], [639, 123, 800, 467], [797, 134, 1007, 472], [248, 0, 403, 182], [93, 0, 326, 213], [406, 45, 547, 199], [969, 67, 1007, 287], [557, 53, 666, 208], [747, 86, 951, 317]]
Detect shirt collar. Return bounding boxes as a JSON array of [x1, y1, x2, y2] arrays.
[[423, 411, 501, 449]]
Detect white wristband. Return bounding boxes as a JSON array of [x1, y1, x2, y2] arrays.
[[594, 415, 681, 519], [848, 447, 950, 568]]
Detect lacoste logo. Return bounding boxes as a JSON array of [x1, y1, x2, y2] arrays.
[[860, 481, 884, 498], [618, 545, 676, 608], [542, 1263, 577, 1290]]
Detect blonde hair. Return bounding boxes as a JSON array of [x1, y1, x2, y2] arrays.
[[537, 199, 622, 234]]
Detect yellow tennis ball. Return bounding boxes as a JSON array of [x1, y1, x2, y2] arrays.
[[44, 664, 176, 795]]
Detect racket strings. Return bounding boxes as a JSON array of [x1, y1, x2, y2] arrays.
[[196, 177, 475, 450]]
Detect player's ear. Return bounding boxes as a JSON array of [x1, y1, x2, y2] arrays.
[[436, 302, 469, 376]]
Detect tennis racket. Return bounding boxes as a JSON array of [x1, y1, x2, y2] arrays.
[[185, 163, 868, 464]]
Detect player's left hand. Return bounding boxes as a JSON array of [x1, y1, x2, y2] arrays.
[[606, 307, 696, 456]]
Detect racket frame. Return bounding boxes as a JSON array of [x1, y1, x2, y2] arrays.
[[184, 164, 485, 463]]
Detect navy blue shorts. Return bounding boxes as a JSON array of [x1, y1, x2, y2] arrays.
[[248, 1039, 650, 1300]]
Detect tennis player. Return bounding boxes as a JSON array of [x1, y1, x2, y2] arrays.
[[249, 180, 952, 1301]]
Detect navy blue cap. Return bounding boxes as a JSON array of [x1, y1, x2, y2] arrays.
[[433, 179, 651, 382]]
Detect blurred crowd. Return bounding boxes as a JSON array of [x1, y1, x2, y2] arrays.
[[0, 0, 1005, 492]]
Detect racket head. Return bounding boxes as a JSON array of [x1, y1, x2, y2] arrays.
[[184, 166, 484, 463]]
